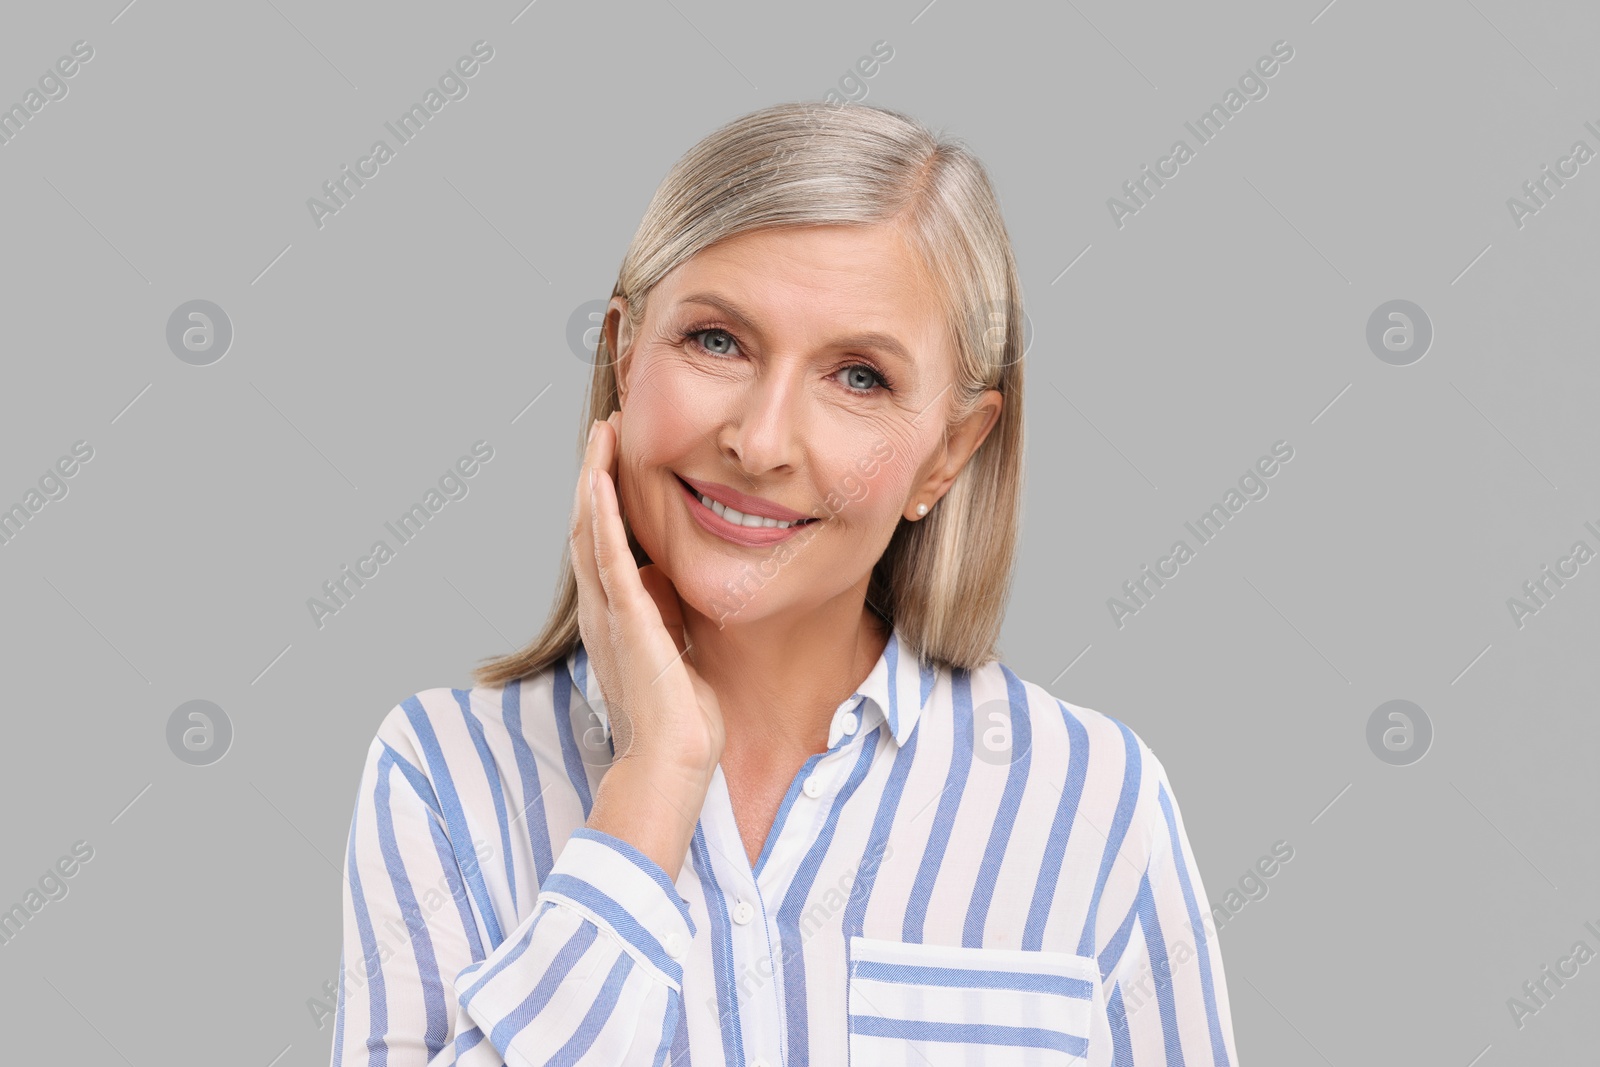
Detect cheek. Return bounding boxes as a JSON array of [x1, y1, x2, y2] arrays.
[[867, 421, 927, 490], [820, 428, 922, 520], [629, 345, 721, 409], [616, 427, 676, 535], [623, 363, 716, 461]]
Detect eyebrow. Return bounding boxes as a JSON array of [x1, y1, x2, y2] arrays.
[[676, 291, 916, 368]]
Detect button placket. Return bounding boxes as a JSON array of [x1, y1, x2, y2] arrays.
[[752, 889, 788, 1067], [730, 887, 784, 1067], [704, 764, 786, 1067]]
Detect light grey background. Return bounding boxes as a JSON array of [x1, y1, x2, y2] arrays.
[[2, 0, 1596, 1063]]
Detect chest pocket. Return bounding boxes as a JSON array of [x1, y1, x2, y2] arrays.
[[846, 935, 1098, 1066]]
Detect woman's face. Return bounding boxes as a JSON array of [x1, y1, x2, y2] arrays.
[[606, 221, 1001, 629]]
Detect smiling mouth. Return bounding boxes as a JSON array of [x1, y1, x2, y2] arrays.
[[676, 474, 818, 530]]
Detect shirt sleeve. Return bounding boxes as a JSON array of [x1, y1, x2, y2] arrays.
[[331, 715, 698, 1066], [1100, 752, 1239, 1066]]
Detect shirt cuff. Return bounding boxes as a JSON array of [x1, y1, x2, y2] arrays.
[[539, 826, 697, 987]]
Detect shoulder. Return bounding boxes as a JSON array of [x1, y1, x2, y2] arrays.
[[361, 661, 579, 784], [973, 657, 1181, 854], [967, 656, 1165, 776]]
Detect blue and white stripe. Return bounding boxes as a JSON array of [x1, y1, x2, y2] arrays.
[[332, 625, 1238, 1065]]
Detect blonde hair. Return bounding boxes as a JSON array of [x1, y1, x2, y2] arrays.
[[472, 100, 1026, 688]]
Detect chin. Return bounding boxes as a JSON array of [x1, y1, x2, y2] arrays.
[[678, 548, 814, 628], [677, 558, 766, 624]]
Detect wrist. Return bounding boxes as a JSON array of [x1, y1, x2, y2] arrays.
[[605, 749, 715, 805], [588, 757, 712, 882], [610, 731, 719, 786]]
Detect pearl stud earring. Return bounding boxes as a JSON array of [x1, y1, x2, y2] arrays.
[[916, 503, 928, 516]]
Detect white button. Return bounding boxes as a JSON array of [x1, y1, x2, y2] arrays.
[[840, 711, 859, 735], [732, 899, 754, 925], [802, 775, 822, 798], [751, 1060, 771, 1067], [664, 932, 685, 959]]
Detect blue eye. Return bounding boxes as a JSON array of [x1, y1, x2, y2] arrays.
[[690, 327, 738, 356], [680, 324, 894, 395], [838, 364, 891, 394]]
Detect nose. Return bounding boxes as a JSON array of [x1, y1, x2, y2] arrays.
[[720, 362, 805, 478]]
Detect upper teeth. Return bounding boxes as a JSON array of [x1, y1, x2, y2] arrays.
[[693, 488, 805, 529]]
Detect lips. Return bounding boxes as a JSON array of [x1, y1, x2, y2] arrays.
[[675, 474, 816, 524], [675, 474, 818, 547]]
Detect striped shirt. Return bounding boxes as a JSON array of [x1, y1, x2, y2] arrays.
[[331, 626, 1239, 1065]]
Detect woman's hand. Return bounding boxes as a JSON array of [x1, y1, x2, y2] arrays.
[[571, 410, 726, 784]]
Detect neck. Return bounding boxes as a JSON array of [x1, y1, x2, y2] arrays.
[[682, 594, 889, 762]]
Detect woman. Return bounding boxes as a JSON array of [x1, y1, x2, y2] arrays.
[[332, 101, 1239, 1066]]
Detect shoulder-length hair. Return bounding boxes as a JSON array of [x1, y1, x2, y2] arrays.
[[472, 100, 1026, 688]]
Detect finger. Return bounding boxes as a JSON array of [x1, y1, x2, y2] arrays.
[[588, 422, 630, 614], [590, 433, 652, 623], [570, 420, 606, 610], [570, 422, 599, 542], [570, 418, 603, 539], [606, 410, 623, 520]]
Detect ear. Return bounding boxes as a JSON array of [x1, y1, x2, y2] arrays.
[[909, 389, 1003, 518], [604, 296, 635, 405]]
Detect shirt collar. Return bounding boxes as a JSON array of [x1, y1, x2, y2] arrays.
[[562, 623, 936, 753]]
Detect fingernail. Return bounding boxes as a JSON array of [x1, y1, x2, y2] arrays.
[[589, 467, 597, 491], [587, 420, 599, 444]]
